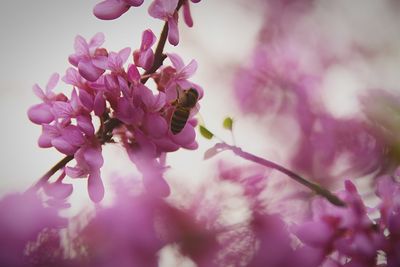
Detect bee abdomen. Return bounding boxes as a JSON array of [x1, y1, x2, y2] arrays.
[[171, 107, 190, 134]]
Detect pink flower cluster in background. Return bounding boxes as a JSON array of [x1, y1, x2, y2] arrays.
[[3, 165, 400, 266]]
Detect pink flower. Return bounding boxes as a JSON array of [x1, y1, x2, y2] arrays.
[[93, 47, 131, 73], [0, 192, 66, 266], [133, 29, 157, 70], [148, 0, 180, 45], [66, 141, 104, 202], [78, 191, 165, 267], [294, 180, 384, 267], [28, 73, 67, 124], [68, 33, 108, 81], [162, 53, 201, 101], [93, 0, 144, 20]]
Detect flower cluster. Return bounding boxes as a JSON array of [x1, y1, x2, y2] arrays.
[[93, 0, 201, 45], [28, 0, 203, 202]]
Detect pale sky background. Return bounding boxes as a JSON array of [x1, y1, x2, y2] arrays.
[[1, 0, 400, 213]]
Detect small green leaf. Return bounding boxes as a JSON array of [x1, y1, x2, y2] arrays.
[[223, 117, 233, 130], [199, 125, 214, 139]]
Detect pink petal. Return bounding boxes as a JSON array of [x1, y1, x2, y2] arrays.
[[170, 123, 196, 146], [117, 76, 131, 98], [163, 0, 179, 13], [52, 137, 78, 155], [118, 47, 131, 64], [38, 125, 59, 148], [93, 0, 130, 20], [167, 53, 185, 70], [70, 89, 80, 111], [148, 0, 167, 19], [52, 101, 73, 119], [78, 59, 105, 82], [143, 172, 170, 198], [88, 32, 105, 48], [180, 59, 197, 79], [135, 131, 157, 158], [167, 16, 179, 46], [141, 29, 156, 50], [176, 80, 192, 89], [32, 84, 45, 100], [61, 125, 85, 146], [135, 49, 154, 70], [68, 54, 80, 67], [77, 115, 95, 136], [295, 221, 334, 247], [74, 35, 89, 55], [127, 64, 141, 83], [115, 98, 135, 124], [94, 92, 106, 116], [79, 89, 94, 111], [152, 137, 179, 152], [144, 114, 168, 138], [44, 183, 73, 199], [183, 140, 198, 150], [65, 166, 87, 178], [92, 56, 109, 70], [183, 1, 193, 27], [88, 171, 105, 202], [125, 0, 144, 6], [83, 146, 104, 170], [46, 73, 60, 92], [105, 52, 123, 72], [27, 103, 54, 124], [63, 68, 83, 87], [38, 134, 53, 148]]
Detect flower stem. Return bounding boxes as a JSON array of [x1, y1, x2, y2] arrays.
[[26, 155, 74, 193], [221, 143, 345, 206]]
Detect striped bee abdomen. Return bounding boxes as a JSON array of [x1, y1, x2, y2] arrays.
[[170, 107, 190, 134]]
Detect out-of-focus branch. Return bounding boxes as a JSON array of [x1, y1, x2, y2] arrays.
[[218, 143, 346, 207]]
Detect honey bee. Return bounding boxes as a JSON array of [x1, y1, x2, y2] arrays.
[[170, 88, 199, 135]]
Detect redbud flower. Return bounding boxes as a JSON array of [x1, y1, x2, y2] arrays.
[[68, 33, 108, 82], [28, 73, 67, 124], [0, 192, 66, 266], [133, 29, 157, 70], [162, 53, 201, 100], [295, 180, 384, 267], [93, 0, 144, 20], [148, 0, 180, 45], [66, 141, 104, 202]]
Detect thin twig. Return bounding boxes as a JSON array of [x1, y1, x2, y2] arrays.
[[27, 155, 74, 193], [220, 143, 345, 207]]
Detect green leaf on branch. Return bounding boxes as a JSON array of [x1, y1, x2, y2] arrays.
[[199, 125, 214, 139], [223, 117, 233, 130]]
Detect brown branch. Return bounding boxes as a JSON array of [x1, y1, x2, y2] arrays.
[[220, 143, 346, 207], [26, 155, 74, 193]]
